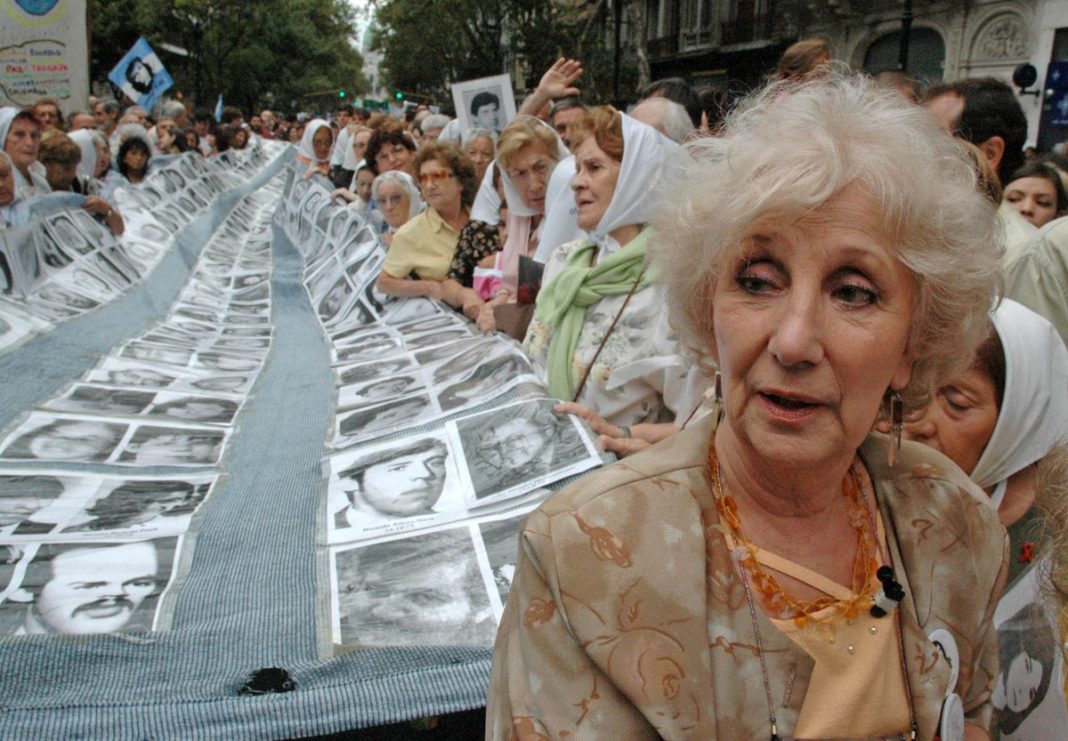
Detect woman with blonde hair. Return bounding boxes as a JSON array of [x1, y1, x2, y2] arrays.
[[444, 115, 567, 333]]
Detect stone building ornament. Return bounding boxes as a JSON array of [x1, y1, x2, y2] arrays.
[[973, 13, 1029, 61]]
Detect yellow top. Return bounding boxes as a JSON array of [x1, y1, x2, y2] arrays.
[[381, 207, 461, 282], [742, 513, 912, 738]]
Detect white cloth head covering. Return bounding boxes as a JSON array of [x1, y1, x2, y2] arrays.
[[534, 154, 581, 262], [470, 162, 500, 224], [970, 298, 1068, 489], [584, 113, 678, 250], [68, 130, 97, 180], [331, 125, 350, 167], [341, 127, 370, 171], [0, 107, 18, 152], [299, 119, 334, 165], [496, 116, 569, 218], [371, 170, 424, 224], [0, 150, 21, 222]]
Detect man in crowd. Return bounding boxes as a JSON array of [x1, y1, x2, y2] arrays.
[[548, 96, 586, 147], [33, 98, 63, 132], [93, 98, 120, 139], [5, 541, 162, 635], [923, 77, 1027, 187], [334, 437, 449, 528]]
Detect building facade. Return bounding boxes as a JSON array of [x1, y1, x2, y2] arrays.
[[645, 0, 1068, 149]]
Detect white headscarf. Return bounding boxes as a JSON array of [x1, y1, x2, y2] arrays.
[[584, 113, 678, 251], [970, 298, 1068, 490], [496, 116, 569, 219], [299, 119, 333, 165], [68, 129, 97, 181], [0, 107, 17, 152], [371, 170, 423, 225], [0, 150, 26, 226], [342, 127, 371, 171]]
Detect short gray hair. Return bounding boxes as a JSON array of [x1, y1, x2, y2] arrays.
[[421, 114, 450, 133], [651, 72, 1002, 409], [371, 170, 423, 219], [631, 97, 692, 143]]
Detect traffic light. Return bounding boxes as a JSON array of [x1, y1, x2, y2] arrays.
[[338, 90, 347, 99], [394, 90, 404, 102]]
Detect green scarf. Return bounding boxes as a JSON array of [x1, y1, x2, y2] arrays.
[[533, 228, 657, 399]]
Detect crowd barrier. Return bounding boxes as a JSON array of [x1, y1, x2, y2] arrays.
[[0, 143, 607, 737]]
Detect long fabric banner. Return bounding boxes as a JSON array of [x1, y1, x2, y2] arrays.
[[0, 143, 607, 737]]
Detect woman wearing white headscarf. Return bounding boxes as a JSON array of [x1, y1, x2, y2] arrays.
[[369, 170, 422, 245], [296, 119, 333, 178], [522, 106, 689, 427], [67, 129, 98, 194], [0, 107, 50, 198], [0, 151, 28, 228], [448, 116, 569, 332], [905, 298, 1068, 738]]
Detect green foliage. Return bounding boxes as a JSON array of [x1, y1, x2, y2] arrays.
[[372, 0, 643, 110], [89, 0, 368, 114]]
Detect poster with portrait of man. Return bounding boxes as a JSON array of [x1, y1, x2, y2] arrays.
[[107, 37, 174, 113], [325, 429, 470, 543], [452, 397, 601, 505], [330, 527, 496, 648], [0, 536, 182, 636], [332, 393, 440, 449], [57, 474, 217, 538], [0, 472, 98, 541], [451, 74, 516, 138], [0, 412, 128, 464]]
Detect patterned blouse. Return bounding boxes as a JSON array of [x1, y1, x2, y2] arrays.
[[446, 220, 501, 288]]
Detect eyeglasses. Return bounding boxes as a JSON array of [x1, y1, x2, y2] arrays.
[[419, 171, 453, 185], [376, 194, 407, 207]]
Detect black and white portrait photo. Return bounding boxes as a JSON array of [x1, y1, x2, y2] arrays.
[[0, 537, 178, 635], [338, 374, 422, 409], [117, 425, 225, 467], [0, 474, 71, 537], [451, 74, 517, 137], [436, 353, 536, 412], [337, 357, 416, 387], [0, 415, 127, 464], [63, 478, 213, 533], [46, 385, 156, 417], [335, 394, 434, 442], [317, 276, 353, 323], [454, 399, 595, 501], [330, 434, 455, 531], [332, 528, 496, 647], [145, 395, 240, 426]]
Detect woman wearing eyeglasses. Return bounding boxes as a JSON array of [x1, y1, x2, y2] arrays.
[[375, 142, 477, 299], [369, 170, 423, 246]]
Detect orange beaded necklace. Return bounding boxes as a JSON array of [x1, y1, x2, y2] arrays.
[[708, 445, 881, 629]]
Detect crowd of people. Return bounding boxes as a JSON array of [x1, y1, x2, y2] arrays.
[[3, 33, 1068, 740]]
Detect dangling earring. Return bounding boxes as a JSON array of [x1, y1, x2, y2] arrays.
[[887, 390, 903, 467], [711, 371, 723, 421]]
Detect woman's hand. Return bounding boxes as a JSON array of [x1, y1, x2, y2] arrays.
[[554, 402, 622, 438], [461, 290, 484, 320], [476, 302, 498, 333], [538, 58, 583, 100], [597, 435, 651, 457], [82, 196, 125, 236], [518, 58, 584, 117], [331, 187, 356, 203]]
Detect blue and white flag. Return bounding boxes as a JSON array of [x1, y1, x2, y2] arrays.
[[214, 94, 223, 122], [108, 37, 174, 111]]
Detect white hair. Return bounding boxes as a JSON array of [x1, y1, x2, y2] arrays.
[[421, 114, 451, 133], [631, 97, 693, 143], [651, 72, 1003, 409], [371, 170, 423, 221]]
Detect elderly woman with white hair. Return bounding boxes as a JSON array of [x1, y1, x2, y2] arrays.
[[369, 170, 422, 245], [489, 74, 1007, 739], [0, 107, 50, 197], [0, 151, 26, 227]]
